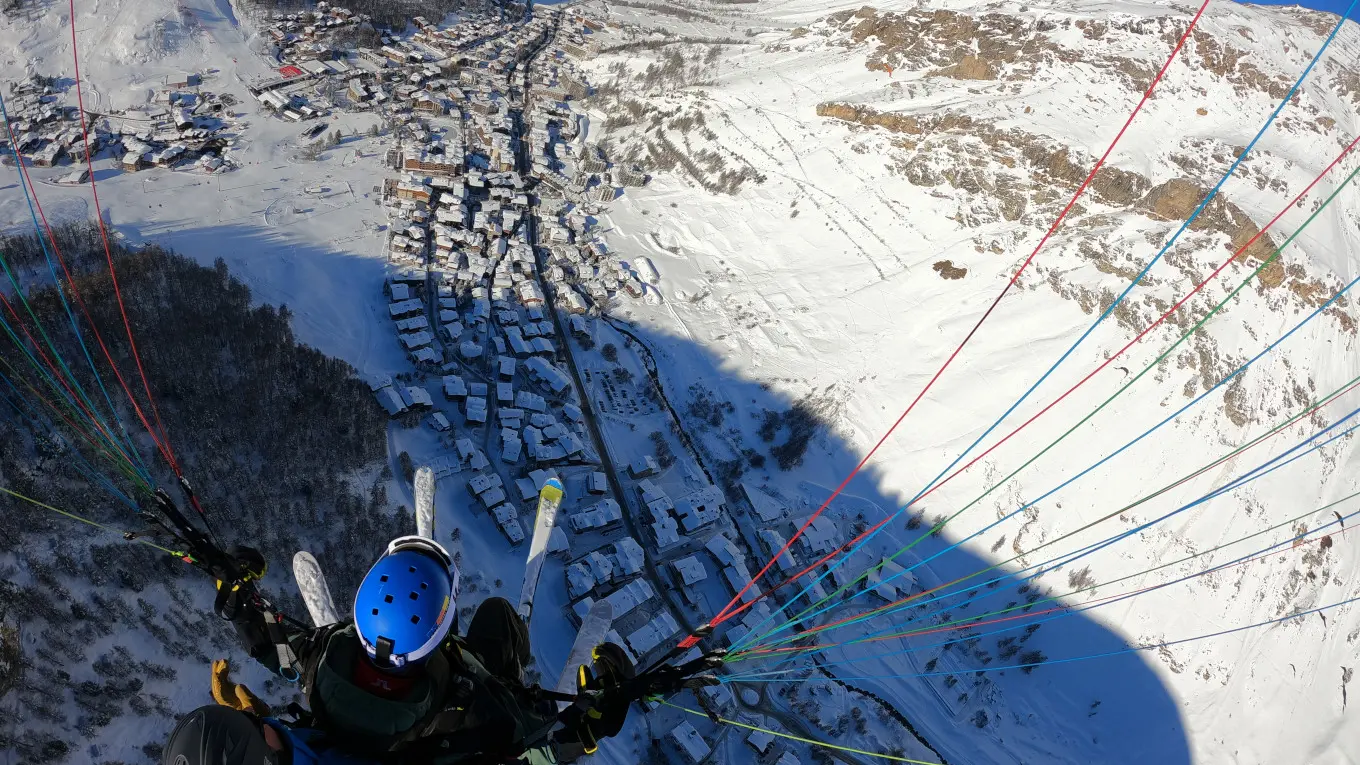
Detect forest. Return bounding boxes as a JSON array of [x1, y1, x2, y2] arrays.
[[0, 225, 404, 762]]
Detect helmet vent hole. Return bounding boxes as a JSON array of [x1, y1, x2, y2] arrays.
[[409, 566, 416, 573], [420, 582, 428, 590], [380, 575, 389, 582], [409, 592, 419, 600], [410, 615, 421, 625], [384, 594, 394, 603], [371, 608, 379, 615]]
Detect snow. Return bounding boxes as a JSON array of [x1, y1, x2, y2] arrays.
[[8, 0, 1360, 762]]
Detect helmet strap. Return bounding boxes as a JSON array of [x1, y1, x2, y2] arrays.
[[375, 636, 395, 669]]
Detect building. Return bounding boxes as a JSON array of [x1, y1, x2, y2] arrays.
[[667, 722, 711, 765], [757, 529, 798, 575], [625, 611, 678, 657], [587, 471, 608, 494], [374, 385, 406, 417], [673, 556, 707, 587], [121, 151, 149, 172], [403, 148, 461, 176], [443, 375, 468, 400], [740, 483, 787, 523], [568, 498, 622, 533], [745, 729, 775, 756], [674, 485, 724, 534], [866, 557, 914, 602], [493, 504, 526, 544], [628, 455, 659, 479]]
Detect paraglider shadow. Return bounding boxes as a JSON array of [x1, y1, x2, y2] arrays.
[[605, 318, 1192, 765], [110, 221, 1190, 765]]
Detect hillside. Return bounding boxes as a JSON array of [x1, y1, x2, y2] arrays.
[[572, 0, 1360, 762], [1, 0, 1360, 763], [0, 228, 403, 762]]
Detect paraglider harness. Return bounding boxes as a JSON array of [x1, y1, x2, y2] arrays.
[[141, 482, 728, 761], [138, 483, 305, 682]]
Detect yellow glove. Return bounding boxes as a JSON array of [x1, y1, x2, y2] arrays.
[[210, 659, 270, 716]]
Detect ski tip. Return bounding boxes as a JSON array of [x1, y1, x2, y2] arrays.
[[544, 477, 565, 492]]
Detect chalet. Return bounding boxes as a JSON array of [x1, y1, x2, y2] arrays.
[[625, 611, 679, 658], [514, 478, 538, 503], [628, 455, 659, 479], [668, 723, 711, 765], [429, 412, 451, 432], [121, 151, 150, 172], [568, 498, 621, 533], [455, 438, 477, 463], [443, 375, 468, 400], [587, 472, 608, 495], [468, 472, 503, 497], [746, 730, 775, 757], [524, 357, 571, 394], [502, 434, 523, 463], [400, 386, 433, 409], [31, 142, 64, 167], [399, 331, 433, 350], [492, 504, 525, 544], [499, 408, 524, 429], [413, 94, 446, 115], [674, 485, 724, 534], [374, 385, 406, 417], [395, 315, 429, 332], [466, 396, 488, 424]]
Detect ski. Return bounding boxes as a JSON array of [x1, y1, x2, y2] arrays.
[[293, 551, 341, 628], [414, 466, 435, 540], [517, 476, 566, 622], [556, 599, 613, 707]]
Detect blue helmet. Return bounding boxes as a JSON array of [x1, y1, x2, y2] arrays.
[[353, 536, 461, 670]]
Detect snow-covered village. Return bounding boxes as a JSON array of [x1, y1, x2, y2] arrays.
[[5, 0, 1360, 763]]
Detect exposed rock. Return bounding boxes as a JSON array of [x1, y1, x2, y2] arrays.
[[932, 260, 967, 279]]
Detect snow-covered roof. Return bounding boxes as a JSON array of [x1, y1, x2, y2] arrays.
[[569, 498, 621, 532], [705, 535, 742, 567], [798, 514, 839, 556], [625, 611, 679, 657], [375, 386, 406, 416], [741, 482, 786, 523], [866, 558, 914, 601], [667, 722, 711, 764], [673, 555, 707, 587], [443, 375, 467, 398], [746, 729, 775, 754], [613, 537, 644, 576], [674, 485, 723, 533], [602, 578, 654, 619], [652, 515, 680, 549], [758, 529, 797, 573], [402, 385, 433, 408], [469, 472, 503, 495]]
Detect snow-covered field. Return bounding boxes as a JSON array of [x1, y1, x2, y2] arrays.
[[6, 0, 1360, 762]]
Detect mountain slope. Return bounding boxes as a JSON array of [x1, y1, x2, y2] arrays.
[[573, 1, 1360, 762]]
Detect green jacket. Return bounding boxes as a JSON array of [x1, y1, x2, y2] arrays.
[[251, 621, 566, 763]]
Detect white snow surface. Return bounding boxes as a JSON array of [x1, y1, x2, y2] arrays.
[[4, 0, 1360, 763]]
